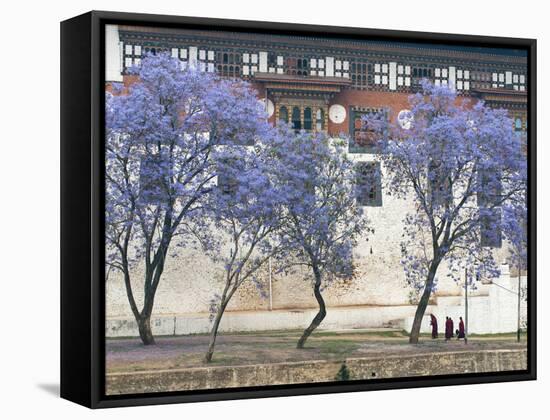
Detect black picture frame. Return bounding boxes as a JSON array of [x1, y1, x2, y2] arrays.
[[60, 10, 537, 409]]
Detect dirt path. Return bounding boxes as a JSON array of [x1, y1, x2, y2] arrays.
[[106, 330, 527, 373]]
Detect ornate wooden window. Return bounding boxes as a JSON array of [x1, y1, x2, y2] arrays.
[[356, 162, 382, 207], [513, 73, 526, 91], [349, 107, 385, 153], [279, 106, 289, 124], [170, 47, 188, 70], [334, 59, 350, 78], [428, 159, 452, 207], [285, 56, 309, 76], [480, 209, 502, 248], [410, 65, 434, 91], [373, 63, 389, 89], [514, 117, 523, 132], [266, 52, 280, 74], [316, 109, 325, 131], [278, 103, 326, 132], [217, 51, 241, 77], [350, 61, 368, 89], [396, 64, 412, 91], [455, 68, 470, 92], [471, 70, 491, 90], [123, 43, 144, 72], [478, 169, 502, 248], [291, 106, 301, 130], [492, 71, 505, 89], [241, 52, 259, 77], [139, 153, 168, 204], [217, 159, 239, 195], [197, 48, 216, 73], [434, 67, 448, 87], [309, 58, 325, 77], [304, 107, 313, 130]]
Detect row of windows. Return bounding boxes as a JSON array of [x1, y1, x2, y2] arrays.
[[122, 42, 526, 94], [140, 149, 502, 250], [216, 159, 382, 207], [121, 42, 527, 103], [141, 152, 501, 248], [490, 72, 526, 91], [218, 156, 496, 247]]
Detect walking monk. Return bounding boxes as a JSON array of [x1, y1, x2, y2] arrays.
[[430, 314, 438, 339], [457, 316, 465, 340]]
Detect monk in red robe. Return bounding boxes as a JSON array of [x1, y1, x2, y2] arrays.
[[445, 316, 451, 341], [449, 317, 455, 338], [430, 314, 438, 339], [457, 316, 465, 339]]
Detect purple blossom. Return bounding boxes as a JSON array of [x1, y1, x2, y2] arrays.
[[363, 81, 527, 343]]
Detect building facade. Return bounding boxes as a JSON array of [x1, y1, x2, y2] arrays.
[[104, 25, 528, 337]]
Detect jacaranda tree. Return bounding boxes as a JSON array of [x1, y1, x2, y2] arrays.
[[268, 128, 370, 349], [364, 81, 527, 344], [105, 53, 269, 345], [201, 131, 286, 362]]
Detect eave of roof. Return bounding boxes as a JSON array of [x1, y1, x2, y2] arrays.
[[118, 25, 528, 66]]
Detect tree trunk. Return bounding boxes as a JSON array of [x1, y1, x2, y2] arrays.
[[297, 267, 326, 349], [135, 253, 167, 346], [204, 301, 227, 363], [517, 267, 521, 342], [138, 315, 155, 345], [409, 263, 438, 344]]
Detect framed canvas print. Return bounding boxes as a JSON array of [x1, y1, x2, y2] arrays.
[[60, 11, 536, 408]]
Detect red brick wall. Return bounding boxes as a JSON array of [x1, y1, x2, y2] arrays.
[[327, 90, 412, 136]]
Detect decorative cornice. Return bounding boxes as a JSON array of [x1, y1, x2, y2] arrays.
[[471, 88, 527, 104]]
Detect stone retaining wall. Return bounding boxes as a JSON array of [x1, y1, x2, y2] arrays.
[[106, 348, 527, 395]]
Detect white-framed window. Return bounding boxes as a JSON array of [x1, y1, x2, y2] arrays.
[[455, 68, 470, 91], [434, 67, 449, 86], [396, 64, 411, 87], [492, 72, 505, 88], [374, 63, 389, 86], [342, 61, 349, 78], [513, 74, 526, 91], [123, 44, 144, 71]]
